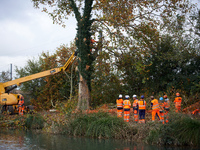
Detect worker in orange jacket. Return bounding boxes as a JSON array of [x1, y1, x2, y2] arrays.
[[116, 94, 124, 117], [18, 96, 25, 115], [174, 92, 182, 113], [159, 97, 165, 124], [138, 95, 146, 123], [132, 95, 139, 122], [123, 95, 131, 122], [163, 95, 170, 123], [151, 96, 161, 122]]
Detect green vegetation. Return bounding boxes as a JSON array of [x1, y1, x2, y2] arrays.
[[146, 113, 200, 147], [67, 112, 137, 139], [25, 114, 45, 129], [0, 111, 199, 148]]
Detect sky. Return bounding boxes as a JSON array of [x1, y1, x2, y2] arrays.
[[0, 0, 199, 80], [0, 0, 77, 78]]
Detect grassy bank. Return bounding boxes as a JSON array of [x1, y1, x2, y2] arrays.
[[0, 111, 199, 147]]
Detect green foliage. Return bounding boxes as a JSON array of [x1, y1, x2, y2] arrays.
[[15, 45, 77, 110], [15, 57, 44, 100], [146, 113, 200, 147], [91, 52, 122, 107], [67, 112, 137, 139], [170, 116, 200, 146], [55, 95, 78, 115], [25, 114, 45, 129]]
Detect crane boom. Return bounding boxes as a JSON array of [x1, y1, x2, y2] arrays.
[[1, 52, 77, 92]]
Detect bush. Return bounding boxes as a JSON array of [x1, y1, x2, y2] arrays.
[[146, 112, 200, 147], [25, 114, 45, 129], [67, 112, 137, 139], [170, 116, 200, 146]]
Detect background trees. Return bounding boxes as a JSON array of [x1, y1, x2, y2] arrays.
[[15, 44, 77, 109], [30, 0, 194, 110], [9, 0, 198, 110]]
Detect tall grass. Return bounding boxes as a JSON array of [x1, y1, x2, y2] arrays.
[[146, 112, 200, 147], [67, 111, 137, 139], [170, 116, 200, 146]]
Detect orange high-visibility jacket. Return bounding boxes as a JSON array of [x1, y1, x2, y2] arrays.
[[116, 99, 123, 108], [133, 99, 139, 108], [163, 99, 170, 109], [174, 97, 182, 107], [123, 100, 131, 109], [151, 99, 160, 110], [138, 99, 146, 110], [18, 100, 24, 107], [159, 102, 165, 111]]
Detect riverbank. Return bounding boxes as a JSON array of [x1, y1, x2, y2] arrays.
[[0, 110, 199, 148]]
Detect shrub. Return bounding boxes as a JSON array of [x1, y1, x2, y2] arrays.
[[25, 114, 45, 129], [67, 112, 137, 139], [146, 112, 200, 147]]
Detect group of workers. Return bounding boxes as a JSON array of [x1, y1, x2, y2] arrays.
[[116, 93, 182, 123]]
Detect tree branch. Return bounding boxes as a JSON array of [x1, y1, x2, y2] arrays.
[[68, 0, 81, 22], [83, 0, 94, 22]]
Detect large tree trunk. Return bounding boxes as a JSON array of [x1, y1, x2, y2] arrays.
[[77, 74, 90, 110], [72, 0, 94, 110]]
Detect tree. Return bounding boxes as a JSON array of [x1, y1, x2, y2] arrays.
[[0, 71, 10, 83], [31, 0, 193, 110], [15, 44, 77, 109], [15, 58, 44, 100]]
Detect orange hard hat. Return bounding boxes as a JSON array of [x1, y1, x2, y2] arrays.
[[176, 93, 180, 96], [164, 95, 167, 98]]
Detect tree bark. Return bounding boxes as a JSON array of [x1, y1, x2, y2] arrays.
[[77, 73, 90, 110]]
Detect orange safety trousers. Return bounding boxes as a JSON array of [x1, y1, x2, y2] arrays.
[[133, 110, 138, 122], [19, 106, 24, 115], [160, 111, 165, 124], [124, 110, 130, 122], [152, 109, 161, 121], [164, 110, 169, 123], [175, 106, 181, 113], [117, 109, 123, 118]]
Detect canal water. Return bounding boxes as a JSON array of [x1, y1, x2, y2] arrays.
[[0, 129, 197, 150]]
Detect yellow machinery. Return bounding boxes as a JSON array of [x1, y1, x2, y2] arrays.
[[0, 52, 77, 114]]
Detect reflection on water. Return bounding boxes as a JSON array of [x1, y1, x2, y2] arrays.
[[0, 130, 198, 150]]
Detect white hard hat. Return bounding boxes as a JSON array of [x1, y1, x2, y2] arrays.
[[133, 95, 137, 98], [119, 94, 122, 98], [125, 95, 129, 99]]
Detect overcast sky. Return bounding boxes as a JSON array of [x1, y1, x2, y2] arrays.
[[0, 0, 76, 78], [0, 0, 199, 80]]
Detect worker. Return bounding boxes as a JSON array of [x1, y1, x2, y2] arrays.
[[123, 95, 131, 122], [163, 95, 170, 123], [18, 96, 25, 115], [138, 95, 146, 123], [151, 96, 161, 122], [159, 97, 165, 124], [116, 94, 124, 117], [132, 95, 139, 122], [174, 92, 182, 113]]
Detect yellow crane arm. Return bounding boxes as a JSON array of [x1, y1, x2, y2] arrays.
[[2, 52, 77, 89]]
